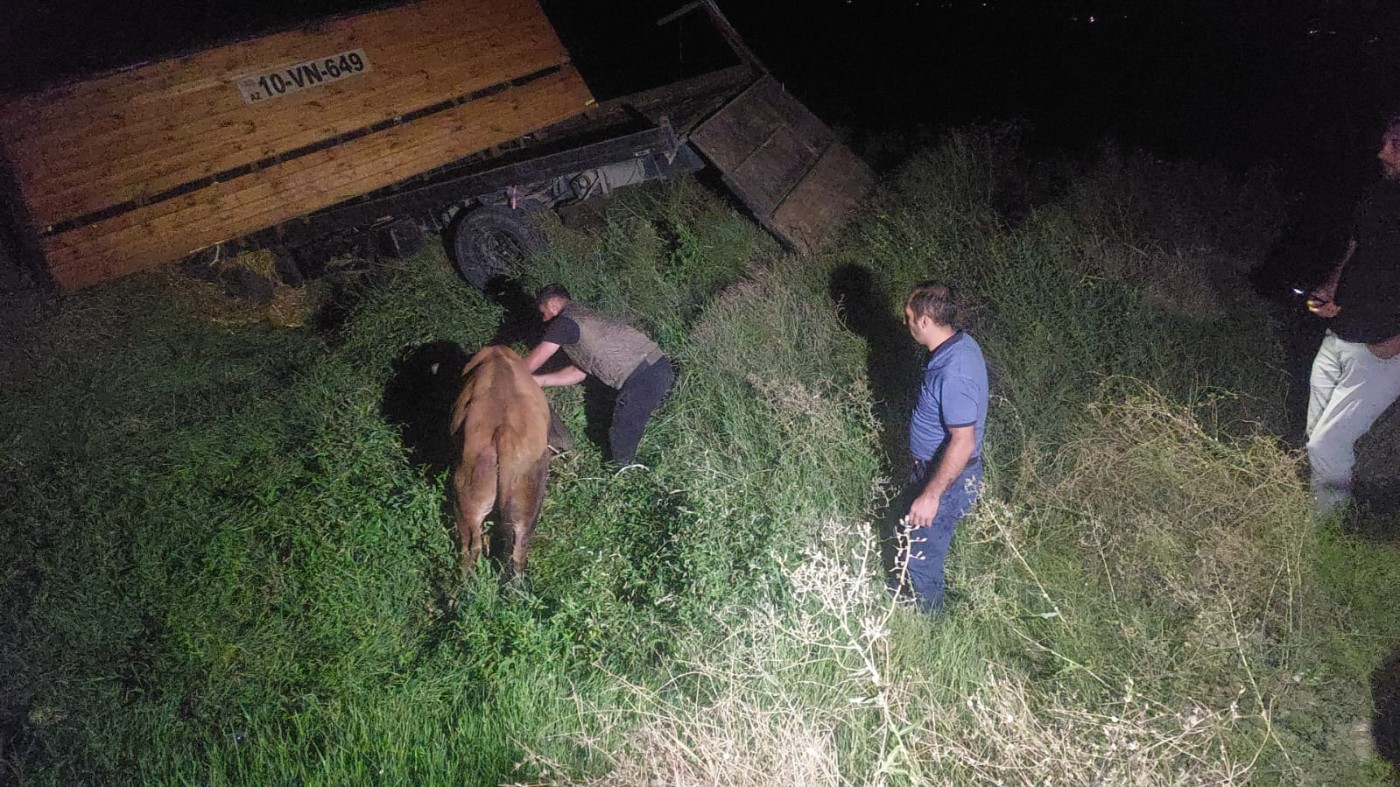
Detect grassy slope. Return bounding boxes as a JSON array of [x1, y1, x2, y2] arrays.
[[1, 132, 1397, 784]]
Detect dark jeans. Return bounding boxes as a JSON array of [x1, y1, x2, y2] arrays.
[[893, 459, 983, 613], [610, 357, 674, 465]]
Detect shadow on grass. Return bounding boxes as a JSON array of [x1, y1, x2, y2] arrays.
[[829, 264, 915, 418], [382, 340, 472, 479], [482, 275, 543, 347], [1345, 487, 1400, 543], [1349, 396, 1400, 541], [828, 263, 919, 578], [1373, 644, 1400, 771]]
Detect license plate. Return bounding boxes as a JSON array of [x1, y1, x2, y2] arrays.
[[236, 49, 373, 104]]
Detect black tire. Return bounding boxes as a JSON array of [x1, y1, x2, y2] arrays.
[[450, 205, 545, 290]]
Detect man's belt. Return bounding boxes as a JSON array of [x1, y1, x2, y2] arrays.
[[623, 350, 668, 386], [911, 453, 981, 476]]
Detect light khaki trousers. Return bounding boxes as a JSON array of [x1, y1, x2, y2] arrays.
[[1307, 331, 1400, 515]]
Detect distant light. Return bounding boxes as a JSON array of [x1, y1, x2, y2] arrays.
[[1089, 15, 1096, 23]]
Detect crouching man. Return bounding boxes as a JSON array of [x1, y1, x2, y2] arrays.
[[523, 284, 673, 467]]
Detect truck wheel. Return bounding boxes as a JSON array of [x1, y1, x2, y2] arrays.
[[450, 205, 545, 290]]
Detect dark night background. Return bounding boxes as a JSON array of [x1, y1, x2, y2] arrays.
[[2, 0, 1400, 289]]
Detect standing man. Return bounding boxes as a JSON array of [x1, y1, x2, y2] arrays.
[[1305, 118, 1400, 516], [523, 284, 674, 467], [894, 282, 988, 613]]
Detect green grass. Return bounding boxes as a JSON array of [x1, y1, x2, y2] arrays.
[[2, 136, 1398, 784]]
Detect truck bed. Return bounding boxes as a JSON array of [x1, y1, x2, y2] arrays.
[[0, 0, 594, 290]]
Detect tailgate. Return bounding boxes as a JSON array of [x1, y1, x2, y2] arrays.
[[687, 75, 872, 255]]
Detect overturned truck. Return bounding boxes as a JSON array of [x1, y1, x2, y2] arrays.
[[0, 0, 872, 293]]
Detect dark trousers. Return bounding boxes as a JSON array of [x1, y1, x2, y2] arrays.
[[610, 357, 674, 465], [893, 459, 982, 613]]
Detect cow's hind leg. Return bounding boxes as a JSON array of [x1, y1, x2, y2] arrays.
[[454, 449, 498, 579], [499, 452, 551, 581]]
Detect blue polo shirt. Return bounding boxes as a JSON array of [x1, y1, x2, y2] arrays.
[[909, 331, 988, 463]]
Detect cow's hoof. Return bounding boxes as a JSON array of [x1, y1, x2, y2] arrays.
[[501, 572, 531, 596]]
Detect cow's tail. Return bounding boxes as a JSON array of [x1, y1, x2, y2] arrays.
[[489, 423, 510, 491], [473, 439, 500, 486], [449, 380, 474, 435]]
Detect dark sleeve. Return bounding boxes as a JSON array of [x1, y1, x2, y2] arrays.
[[542, 316, 580, 346], [1350, 183, 1398, 242]]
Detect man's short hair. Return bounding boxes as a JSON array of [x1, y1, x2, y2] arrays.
[[905, 281, 956, 327], [535, 283, 572, 307]]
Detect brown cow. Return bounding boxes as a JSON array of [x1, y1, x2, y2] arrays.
[[448, 345, 551, 580]]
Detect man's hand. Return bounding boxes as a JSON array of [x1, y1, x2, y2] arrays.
[[905, 491, 940, 528], [1309, 240, 1353, 319], [905, 425, 975, 529], [533, 365, 587, 388]]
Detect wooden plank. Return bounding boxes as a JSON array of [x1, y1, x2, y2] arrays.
[[690, 75, 827, 216], [689, 75, 871, 256], [768, 144, 873, 255], [20, 12, 561, 164], [688, 97, 776, 173], [10, 17, 564, 225], [3, 5, 481, 153], [1, 0, 575, 227], [140, 71, 587, 222], [687, 76, 831, 173], [2, 0, 539, 126], [43, 69, 592, 290], [46, 69, 590, 287], [22, 26, 547, 175], [608, 64, 753, 133], [725, 125, 823, 213], [25, 45, 567, 225], [757, 79, 831, 146]]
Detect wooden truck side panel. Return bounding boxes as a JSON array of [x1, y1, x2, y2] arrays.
[[42, 70, 589, 290], [0, 0, 595, 291]]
